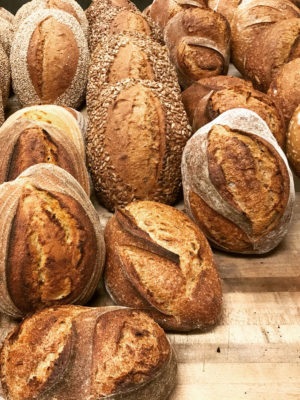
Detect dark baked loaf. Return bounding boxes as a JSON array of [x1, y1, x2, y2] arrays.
[[182, 109, 295, 254], [11, 9, 89, 108], [104, 201, 222, 331], [0, 305, 176, 400], [0, 164, 105, 318], [87, 79, 191, 211]]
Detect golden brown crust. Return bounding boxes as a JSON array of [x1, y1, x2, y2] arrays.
[[164, 8, 230, 88], [287, 104, 300, 177], [104, 201, 222, 331], [208, 0, 240, 24]]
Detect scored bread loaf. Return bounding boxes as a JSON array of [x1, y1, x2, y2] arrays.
[[11, 9, 89, 108], [208, 0, 240, 24], [0, 305, 176, 400], [287, 104, 300, 177], [87, 78, 191, 211], [0, 164, 105, 318], [182, 109, 295, 254], [0, 119, 90, 194], [104, 201, 222, 331]]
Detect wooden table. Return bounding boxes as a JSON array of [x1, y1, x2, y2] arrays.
[[0, 195, 299, 399]]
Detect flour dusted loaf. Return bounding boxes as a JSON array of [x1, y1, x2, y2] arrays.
[[87, 79, 191, 211], [0, 305, 176, 400], [105, 201, 222, 331], [11, 9, 89, 108], [0, 164, 105, 318], [0, 119, 90, 194], [182, 109, 295, 254], [0, 42, 10, 108], [0, 9, 13, 56]]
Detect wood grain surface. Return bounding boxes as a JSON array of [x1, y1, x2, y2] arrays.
[[0, 194, 299, 399]]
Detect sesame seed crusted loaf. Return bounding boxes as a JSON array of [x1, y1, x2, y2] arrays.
[[0, 43, 10, 108], [13, 0, 89, 39], [287, 104, 300, 178], [88, 33, 180, 96], [0, 119, 90, 194], [11, 9, 90, 108], [182, 109, 295, 254], [104, 201, 222, 331], [0, 305, 176, 400], [0, 164, 105, 318], [86, 78, 191, 212], [88, 6, 164, 53]]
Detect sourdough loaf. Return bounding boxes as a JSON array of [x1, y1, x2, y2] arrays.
[[0, 164, 105, 318], [0, 305, 176, 400], [287, 104, 300, 177], [0, 119, 90, 194], [208, 0, 240, 24], [11, 9, 89, 108], [87, 79, 191, 211], [105, 201, 222, 331], [0, 43, 10, 108], [182, 109, 295, 254]]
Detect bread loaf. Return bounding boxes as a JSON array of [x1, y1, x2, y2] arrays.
[[87, 79, 191, 211], [0, 95, 4, 127], [182, 77, 286, 148], [0, 164, 105, 318], [0, 119, 90, 194], [0, 7, 14, 24], [287, 104, 300, 177], [208, 0, 240, 24], [0, 43, 10, 108], [11, 9, 89, 108], [105, 201, 222, 331], [88, 33, 180, 96], [0, 13, 13, 56], [182, 109, 295, 254], [0, 305, 176, 400], [164, 8, 230, 87], [14, 0, 89, 39]]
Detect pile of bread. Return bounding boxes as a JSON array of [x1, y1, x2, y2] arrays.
[[0, 0, 298, 399]]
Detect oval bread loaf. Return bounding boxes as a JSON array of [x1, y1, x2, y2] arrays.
[[11, 9, 90, 108], [104, 201, 222, 331], [182, 109, 295, 254], [0, 164, 105, 318], [0, 305, 176, 400]]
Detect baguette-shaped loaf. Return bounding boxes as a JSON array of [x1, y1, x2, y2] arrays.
[[0, 305, 176, 400], [105, 201, 222, 331], [87, 79, 191, 211], [11, 9, 89, 108], [0, 164, 105, 318], [182, 109, 295, 254], [0, 119, 90, 194]]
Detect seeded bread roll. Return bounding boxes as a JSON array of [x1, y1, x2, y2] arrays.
[[0, 43, 10, 108], [89, 7, 163, 52], [0, 164, 105, 318], [0, 305, 176, 400], [182, 109, 295, 254], [164, 8, 230, 88], [149, 0, 207, 30], [267, 59, 300, 125], [11, 9, 89, 108], [87, 79, 191, 211], [287, 104, 300, 177], [105, 201, 222, 331], [88, 33, 180, 96], [182, 79, 286, 148], [0, 14, 13, 56], [14, 0, 89, 39], [0, 119, 90, 194], [208, 0, 240, 24]]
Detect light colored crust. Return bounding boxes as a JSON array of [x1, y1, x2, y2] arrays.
[[182, 109, 295, 254], [287, 104, 300, 177], [0, 16, 13, 56], [11, 9, 90, 109], [0, 42, 10, 107], [164, 8, 230, 88], [87, 79, 191, 212], [0, 164, 105, 318], [0, 8, 14, 24]]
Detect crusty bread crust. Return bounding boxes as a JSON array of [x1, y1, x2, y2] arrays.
[[287, 104, 300, 177]]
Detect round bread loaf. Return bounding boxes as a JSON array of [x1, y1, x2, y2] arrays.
[[164, 8, 230, 88], [89, 7, 163, 52], [267, 59, 300, 125], [182, 109, 295, 254], [2, 105, 86, 160], [208, 0, 240, 24], [149, 0, 207, 30], [287, 104, 300, 177], [0, 305, 176, 400], [105, 201, 222, 331], [14, 0, 89, 39], [87, 79, 191, 212], [0, 164, 105, 318], [0, 43, 10, 108], [11, 9, 90, 108], [182, 78, 286, 148], [88, 33, 180, 95], [0, 119, 90, 194], [0, 14, 13, 56]]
